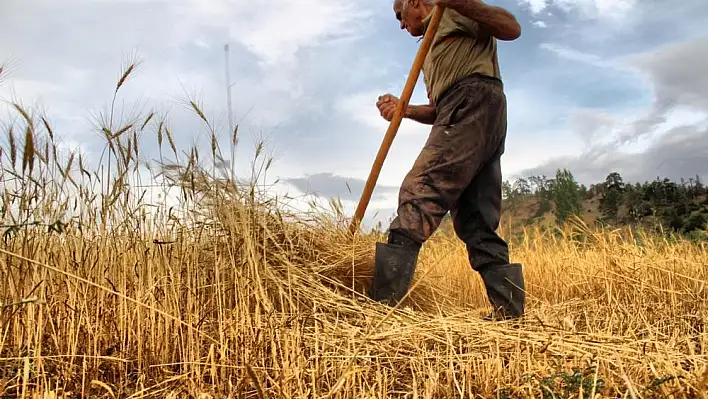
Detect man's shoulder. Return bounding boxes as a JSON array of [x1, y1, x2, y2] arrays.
[[440, 8, 481, 36]]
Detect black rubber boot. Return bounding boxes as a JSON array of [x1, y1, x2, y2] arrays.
[[479, 263, 526, 321], [367, 240, 421, 306]]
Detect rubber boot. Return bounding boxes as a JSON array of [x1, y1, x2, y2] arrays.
[[479, 263, 526, 321], [367, 241, 420, 306]]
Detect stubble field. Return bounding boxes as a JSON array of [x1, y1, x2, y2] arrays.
[[1, 64, 707, 398]]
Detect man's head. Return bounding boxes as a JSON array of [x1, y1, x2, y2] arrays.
[[393, 0, 433, 37]]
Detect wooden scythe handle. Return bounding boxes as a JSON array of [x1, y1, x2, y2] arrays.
[[348, 5, 446, 235]]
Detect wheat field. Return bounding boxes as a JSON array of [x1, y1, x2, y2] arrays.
[[1, 63, 707, 398]]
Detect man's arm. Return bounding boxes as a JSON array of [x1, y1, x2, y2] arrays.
[[404, 96, 437, 125], [437, 0, 521, 41], [377, 94, 437, 125]]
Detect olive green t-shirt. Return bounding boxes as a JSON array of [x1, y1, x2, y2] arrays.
[[421, 8, 501, 105]]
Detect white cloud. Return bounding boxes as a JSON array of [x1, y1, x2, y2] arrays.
[[518, 0, 637, 21], [517, 123, 708, 185], [171, 0, 373, 67], [570, 108, 617, 148], [0, 0, 378, 166], [515, 34, 708, 184], [622, 35, 708, 112], [0, 0, 374, 97], [519, 0, 548, 15], [584, 0, 637, 20], [539, 43, 620, 69]]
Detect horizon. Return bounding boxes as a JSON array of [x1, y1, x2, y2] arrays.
[[1, 0, 707, 229]]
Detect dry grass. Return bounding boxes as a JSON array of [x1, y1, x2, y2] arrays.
[[1, 62, 707, 399]]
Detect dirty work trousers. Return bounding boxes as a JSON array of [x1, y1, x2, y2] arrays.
[[388, 73, 510, 272]]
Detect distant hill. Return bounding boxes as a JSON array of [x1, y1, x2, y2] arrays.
[[439, 171, 708, 241]]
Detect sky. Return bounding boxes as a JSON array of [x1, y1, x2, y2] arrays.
[[1, 0, 707, 229]]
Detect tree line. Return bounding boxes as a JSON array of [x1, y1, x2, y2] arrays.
[[502, 170, 707, 239]]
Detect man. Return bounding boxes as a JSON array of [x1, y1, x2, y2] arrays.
[[368, 0, 525, 320]]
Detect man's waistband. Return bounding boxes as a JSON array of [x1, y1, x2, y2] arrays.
[[435, 73, 504, 105]]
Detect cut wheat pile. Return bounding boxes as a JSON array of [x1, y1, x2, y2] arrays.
[[1, 63, 707, 398]]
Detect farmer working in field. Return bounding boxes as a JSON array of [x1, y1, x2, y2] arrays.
[[369, 0, 525, 320]]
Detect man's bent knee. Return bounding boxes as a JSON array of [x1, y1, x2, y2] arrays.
[[389, 175, 453, 244]]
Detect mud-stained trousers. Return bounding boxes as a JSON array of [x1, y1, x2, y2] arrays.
[[368, 73, 526, 319]]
